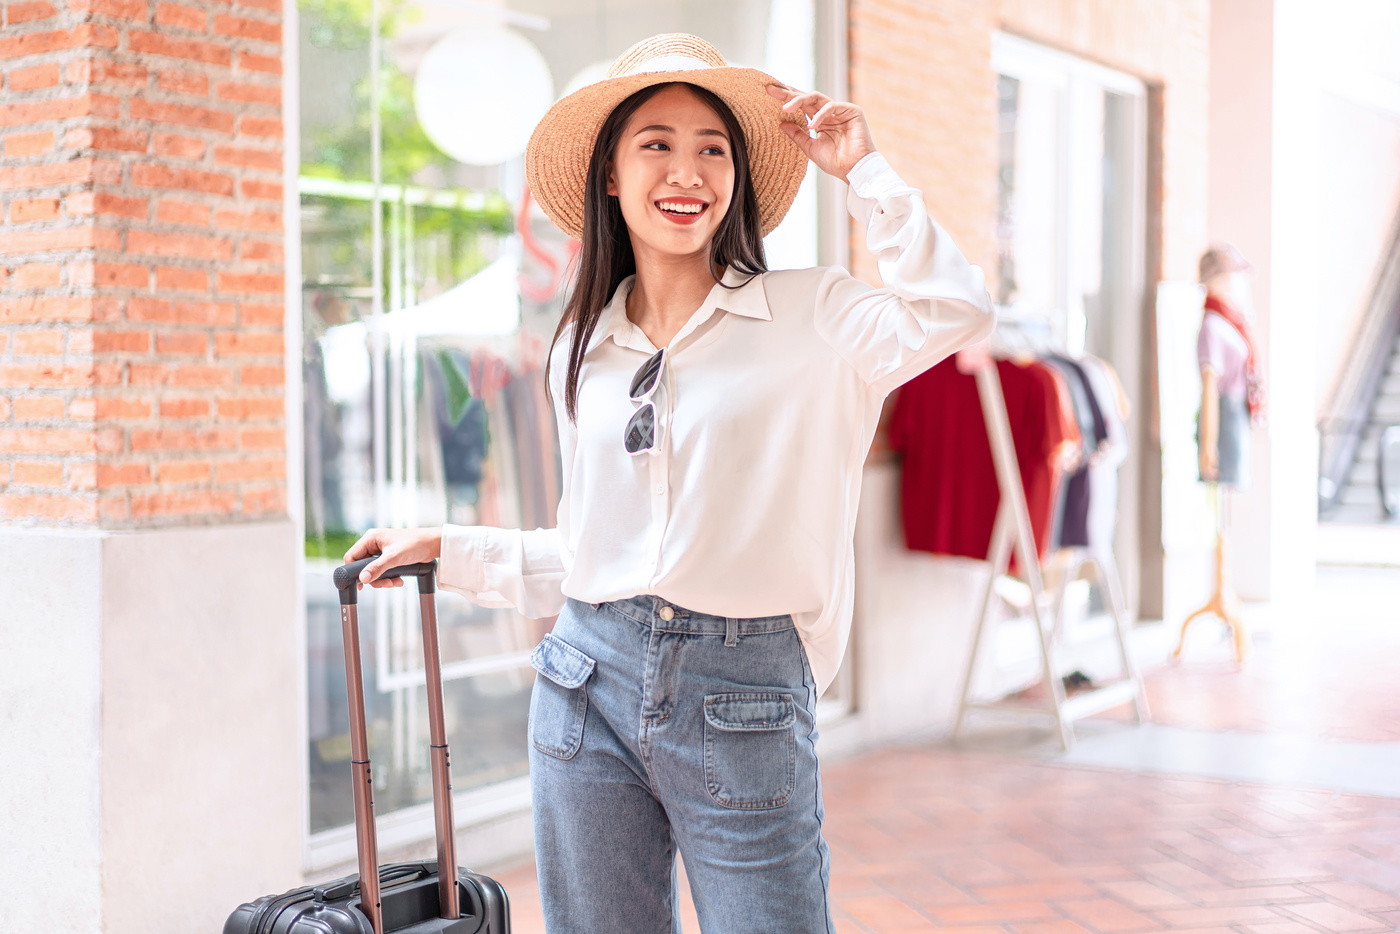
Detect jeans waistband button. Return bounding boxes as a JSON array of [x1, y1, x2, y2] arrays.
[[658, 605, 675, 622]]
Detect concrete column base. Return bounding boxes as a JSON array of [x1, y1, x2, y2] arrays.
[[0, 521, 303, 933]]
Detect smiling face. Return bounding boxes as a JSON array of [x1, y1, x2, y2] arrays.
[[606, 83, 736, 262]]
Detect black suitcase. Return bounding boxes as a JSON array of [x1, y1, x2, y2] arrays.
[[225, 557, 511, 934]]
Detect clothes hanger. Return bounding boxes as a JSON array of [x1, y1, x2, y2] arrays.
[[989, 308, 1052, 362]]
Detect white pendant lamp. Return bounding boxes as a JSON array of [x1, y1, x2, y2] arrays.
[[413, 25, 554, 166]]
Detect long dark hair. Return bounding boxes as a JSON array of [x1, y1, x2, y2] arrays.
[[547, 82, 767, 422]]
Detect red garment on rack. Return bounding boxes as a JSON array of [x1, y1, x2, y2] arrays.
[[889, 357, 1078, 563]]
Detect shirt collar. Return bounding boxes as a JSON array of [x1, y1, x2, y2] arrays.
[[588, 267, 771, 354]]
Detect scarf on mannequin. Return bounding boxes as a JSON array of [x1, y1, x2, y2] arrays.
[[1204, 292, 1265, 421]]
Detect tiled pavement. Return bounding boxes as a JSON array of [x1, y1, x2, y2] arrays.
[[494, 567, 1400, 932], [816, 749, 1400, 933], [497, 749, 1400, 934], [1124, 568, 1400, 744]]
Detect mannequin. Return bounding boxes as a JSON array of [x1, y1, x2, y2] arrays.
[[1173, 243, 1262, 664]]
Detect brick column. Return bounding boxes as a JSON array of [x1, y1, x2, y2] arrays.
[[0, 0, 302, 928], [1, 0, 286, 527]]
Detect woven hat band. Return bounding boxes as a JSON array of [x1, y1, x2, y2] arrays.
[[626, 54, 719, 76], [606, 33, 728, 78]]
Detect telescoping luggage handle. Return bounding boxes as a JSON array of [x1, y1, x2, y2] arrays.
[[334, 557, 460, 934]]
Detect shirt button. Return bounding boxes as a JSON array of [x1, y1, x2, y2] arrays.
[[654, 485, 664, 495], [659, 606, 675, 621]]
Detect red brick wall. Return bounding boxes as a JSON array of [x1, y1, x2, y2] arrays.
[[848, 0, 998, 284], [0, 0, 285, 526], [847, 0, 1209, 286]]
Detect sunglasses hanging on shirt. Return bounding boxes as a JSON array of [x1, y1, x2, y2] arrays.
[[625, 347, 666, 456]]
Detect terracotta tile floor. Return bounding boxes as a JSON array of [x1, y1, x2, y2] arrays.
[[1121, 566, 1400, 743], [494, 567, 1400, 932], [1128, 647, 1400, 743], [496, 750, 1400, 933]]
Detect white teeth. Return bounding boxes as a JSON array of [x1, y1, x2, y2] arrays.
[[657, 202, 704, 214]]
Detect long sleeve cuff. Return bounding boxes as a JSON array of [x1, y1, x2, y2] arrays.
[[845, 151, 907, 207], [439, 524, 569, 618], [439, 524, 515, 608]]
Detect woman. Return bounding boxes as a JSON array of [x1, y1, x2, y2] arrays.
[[346, 33, 993, 934]]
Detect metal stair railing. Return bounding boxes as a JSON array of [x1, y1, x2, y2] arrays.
[[1318, 207, 1400, 519]]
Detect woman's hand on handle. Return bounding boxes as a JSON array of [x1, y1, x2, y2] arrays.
[[767, 84, 876, 184], [344, 527, 443, 588]]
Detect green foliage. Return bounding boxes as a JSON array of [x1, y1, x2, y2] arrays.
[[379, 67, 441, 184], [305, 529, 365, 560], [299, 0, 417, 49], [295, 0, 514, 300], [436, 349, 474, 425], [297, 0, 458, 185], [299, 193, 512, 329], [302, 61, 455, 185]]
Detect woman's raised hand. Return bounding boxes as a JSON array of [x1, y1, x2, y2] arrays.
[[343, 526, 443, 588], [767, 85, 876, 184]]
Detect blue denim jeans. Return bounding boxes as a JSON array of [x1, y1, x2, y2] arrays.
[[527, 595, 833, 934]]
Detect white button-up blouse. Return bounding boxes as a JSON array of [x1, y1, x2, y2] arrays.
[[440, 152, 995, 694]]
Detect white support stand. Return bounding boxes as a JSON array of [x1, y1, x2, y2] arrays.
[[952, 362, 1149, 751]]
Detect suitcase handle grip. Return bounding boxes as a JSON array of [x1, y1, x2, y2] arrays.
[[334, 557, 437, 604]]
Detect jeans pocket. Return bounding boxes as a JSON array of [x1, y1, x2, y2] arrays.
[[528, 633, 596, 760], [703, 692, 797, 809]]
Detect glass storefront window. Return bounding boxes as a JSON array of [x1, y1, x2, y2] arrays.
[[991, 32, 1148, 617], [299, 0, 828, 842], [992, 35, 1144, 361]]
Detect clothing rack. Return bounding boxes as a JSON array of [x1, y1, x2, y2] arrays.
[[952, 357, 1149, 751]]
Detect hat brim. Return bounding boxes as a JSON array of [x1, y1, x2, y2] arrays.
[[525, 66, 810, 240]]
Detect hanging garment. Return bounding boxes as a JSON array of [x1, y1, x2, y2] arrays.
[[429, 349, 490, 492], [416, 348, 449, 528], [483, 370, 524, 531], [1045, 356, 1108, 549], [504, 369, 562, 537], [1078, 356, 1130, 554], [303, 337, 345, 539], [889, 356, 1078, 563]]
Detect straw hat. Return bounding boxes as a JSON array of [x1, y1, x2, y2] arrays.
[[525, 33, 809, 240]]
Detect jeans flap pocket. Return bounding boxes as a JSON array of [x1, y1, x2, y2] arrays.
[[529, 633, 596, 689], [703, 692, 795, 732]]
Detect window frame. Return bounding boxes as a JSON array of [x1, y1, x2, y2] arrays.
[[991, 32, 1148, 356], [990, 32, 1150, 621]]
